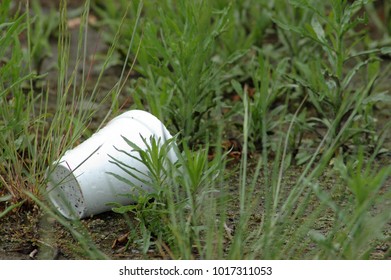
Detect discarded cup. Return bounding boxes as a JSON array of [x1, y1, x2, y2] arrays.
[[46, 110, 177, 219]]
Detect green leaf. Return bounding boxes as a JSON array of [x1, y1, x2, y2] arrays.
[[112, 204, 139, 214], [363, 91, 391, 105], [342, 58, 378, 89], [311, 16, 326, 43], [231, 79, 243, 96], [271, 17, 304, 35], [380, 47, 391, 55], [0, 200, 25, 218], [226, 49, 248, 64], [0, 194, 12, 202]]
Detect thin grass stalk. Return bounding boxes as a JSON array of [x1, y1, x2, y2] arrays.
[[273, 94, 308, 210]]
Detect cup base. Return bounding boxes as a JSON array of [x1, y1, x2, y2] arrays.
[[46, 164, 86, 219]]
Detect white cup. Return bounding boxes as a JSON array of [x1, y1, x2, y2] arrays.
[[46, 110, 177, 219]]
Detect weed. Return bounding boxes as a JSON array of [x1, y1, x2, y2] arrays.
[[108, 134, 230, 259], [273, 0, 391, 158]]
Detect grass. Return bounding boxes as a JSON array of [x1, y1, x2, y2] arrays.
[[0, 0, 390, 259]]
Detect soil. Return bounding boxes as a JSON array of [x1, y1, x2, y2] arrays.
[[0, 208, 143, 260]]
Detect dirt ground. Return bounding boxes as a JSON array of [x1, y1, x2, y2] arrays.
[[0, 209, 141, 260]]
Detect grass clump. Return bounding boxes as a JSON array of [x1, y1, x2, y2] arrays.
[[108, 135, 229, 259]]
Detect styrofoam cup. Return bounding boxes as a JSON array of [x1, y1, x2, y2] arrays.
[[46, 110, 177, 219]]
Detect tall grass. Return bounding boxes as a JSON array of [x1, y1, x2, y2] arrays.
[[108, 0, 390, 259], [0, 0, 140, 258], [1, 0, 390, 259]]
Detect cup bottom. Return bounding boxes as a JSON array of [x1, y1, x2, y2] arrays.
[[46, 164, 86, 219]]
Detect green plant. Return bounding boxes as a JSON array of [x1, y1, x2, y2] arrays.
[[1, 0, 389, 261], [0, 0, 146, 258], [213, 0, 273, 52], [329, 149, 391, 258], [0, 0, 37, 202], [92, 0, 141, 63], [89, 0, 390, 260], [241, 90, 390, 259], [365, 0, 391, 39], [133, 1, 247, 146], [272, 0, 391, 158], [28, 0, 59, 75], [108, 134, 230, 259], [231, 54, 290, 152], [95, 1, 247, 143]]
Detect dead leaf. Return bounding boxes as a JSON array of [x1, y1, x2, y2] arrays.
[[111, 232, 129, 249]]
